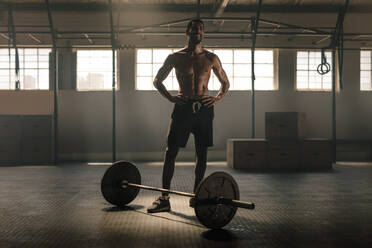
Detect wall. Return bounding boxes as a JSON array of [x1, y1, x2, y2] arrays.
[[0, 9, 371, 162]]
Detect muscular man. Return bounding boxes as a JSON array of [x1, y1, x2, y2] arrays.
[[147, 19, 230, 213]]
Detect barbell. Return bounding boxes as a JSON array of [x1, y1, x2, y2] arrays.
[[101, 161, 255, 229]]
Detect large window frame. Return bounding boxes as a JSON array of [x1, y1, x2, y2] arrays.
[[76, 49, 119, 91], [360, 50, 372, 91], [0, 48, 50, 90], [295, 50, 333, 91], [135, 48, 278, 91]]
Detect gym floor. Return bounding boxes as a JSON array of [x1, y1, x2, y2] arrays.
[[1, 162, 371, 248]]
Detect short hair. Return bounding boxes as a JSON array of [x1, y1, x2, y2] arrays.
[[186, 19, 204, 31]]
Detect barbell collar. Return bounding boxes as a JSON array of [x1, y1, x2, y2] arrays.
[[222, 198, 255, 209], [195, 197, 255, 209]]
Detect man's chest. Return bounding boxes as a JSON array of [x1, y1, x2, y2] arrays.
[[174, 55, 213, 75]]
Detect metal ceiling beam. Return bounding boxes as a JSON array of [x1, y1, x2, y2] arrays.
[[0, 44, 365, 50], [0, 33, 9, 40], [214, 0, 230, 17], [1, 3, 371, 13], [2, 29, 372, 38], [121, 18, 191, 33], [28, 33, 43, 44], [259, 19, 329, 35], [83, 33, 94, 44]]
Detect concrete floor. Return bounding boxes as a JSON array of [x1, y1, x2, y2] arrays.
[[0, 162, 371, 248]]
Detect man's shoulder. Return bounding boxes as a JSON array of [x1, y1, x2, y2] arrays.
[[172, 48, 188, 56], [203, 49, 218, 61]]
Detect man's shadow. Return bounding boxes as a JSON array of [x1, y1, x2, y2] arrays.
[[102, 204, 238, 243]]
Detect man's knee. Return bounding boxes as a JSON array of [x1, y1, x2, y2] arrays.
[[165, 146, 179, 160], [195, 145, 208, 162]]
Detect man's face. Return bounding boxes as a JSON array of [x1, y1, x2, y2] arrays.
[[186, 21, 204, 44]]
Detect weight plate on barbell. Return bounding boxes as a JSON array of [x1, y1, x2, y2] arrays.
[[194, 172, 239, 229], [101, 161, 141, 207]]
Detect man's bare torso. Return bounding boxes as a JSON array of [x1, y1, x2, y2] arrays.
[[171, 48, 216, 99]]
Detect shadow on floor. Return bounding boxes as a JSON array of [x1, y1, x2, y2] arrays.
[[201, 229, 238, 241], [102, 204, 144, 212], [168, 209, 198, 222]]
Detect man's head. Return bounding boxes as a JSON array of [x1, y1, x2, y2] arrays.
[[186, 19, 204, 44]]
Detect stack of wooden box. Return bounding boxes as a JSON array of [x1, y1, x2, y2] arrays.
[[227, 112, 332, 170], [0, 115, 52, 165]]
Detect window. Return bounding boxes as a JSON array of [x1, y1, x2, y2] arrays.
[[135, 48, 277, 91], [360, 50, 371, 91], [76, 50, 117, 91], [0, 48, 50, 90], [136, 49, 177, 90], [296, 50, 332, 91]]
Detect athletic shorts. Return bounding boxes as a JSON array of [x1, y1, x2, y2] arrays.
[[167, 100, 214, 148]]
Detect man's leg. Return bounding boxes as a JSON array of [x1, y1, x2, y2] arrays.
[[148, 145, 179, 213], [162, 145, 180, 195], [194, 144, 208, 192]]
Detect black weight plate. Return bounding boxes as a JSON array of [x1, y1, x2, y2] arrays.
[[101, 161, 141, 207], [194, 172, 239, 229]]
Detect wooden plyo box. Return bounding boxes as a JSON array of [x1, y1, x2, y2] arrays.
[[265, 112, 305, 140], [300, 139, 333, 169], [227, 139, 267, 169], [267, 141, 300, 169]]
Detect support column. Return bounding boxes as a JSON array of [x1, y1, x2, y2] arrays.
[[45, 0, 58, 164]]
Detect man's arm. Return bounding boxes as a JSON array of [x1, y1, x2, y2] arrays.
[[153, 54, 185, 105], [202, 54, 230, 107]]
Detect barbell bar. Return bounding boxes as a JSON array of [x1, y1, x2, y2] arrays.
[[101, 161, 255, 229], [122, 181, 255, 209]]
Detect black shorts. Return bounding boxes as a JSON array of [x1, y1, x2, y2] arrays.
[[167, 100, 214, 148]]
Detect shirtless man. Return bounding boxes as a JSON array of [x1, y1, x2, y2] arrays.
[[147, 19, 230, 213]]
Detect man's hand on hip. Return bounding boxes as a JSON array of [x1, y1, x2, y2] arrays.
[[169, 95, 187, 105], [201, 96, 219, 107]]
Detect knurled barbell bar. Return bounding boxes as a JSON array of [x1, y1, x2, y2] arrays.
[[101, 161, 255, 229]]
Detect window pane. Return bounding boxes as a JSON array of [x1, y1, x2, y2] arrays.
[[214, 49, 233, 63], [234, 50, 250, 63], [137, 64, 152, 76], [234, 77, 250, 90], [137, 49, 152, 63], [234, 64, 250, 77], [77, 50, 117, 90], [297, 82, 307, 89], [137, 77, 153, 90], [256, 77, 274, 90], [171, 77, 178, 90], [163, 76, 173, 90], [209, 78, 221, 90], [361, 57, 370, 64], [361, 50, 372, 90], [23, 69, 38, 89], [221, 64, 233, 77], [361, 63, 371, 70], [153, 49, 172, 63], [0, 70, 10, 89], [39, 70, 49, 90], [153, 63, 162, 78], [255, 50, 273, 63], [255, 64, 273, 77]]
